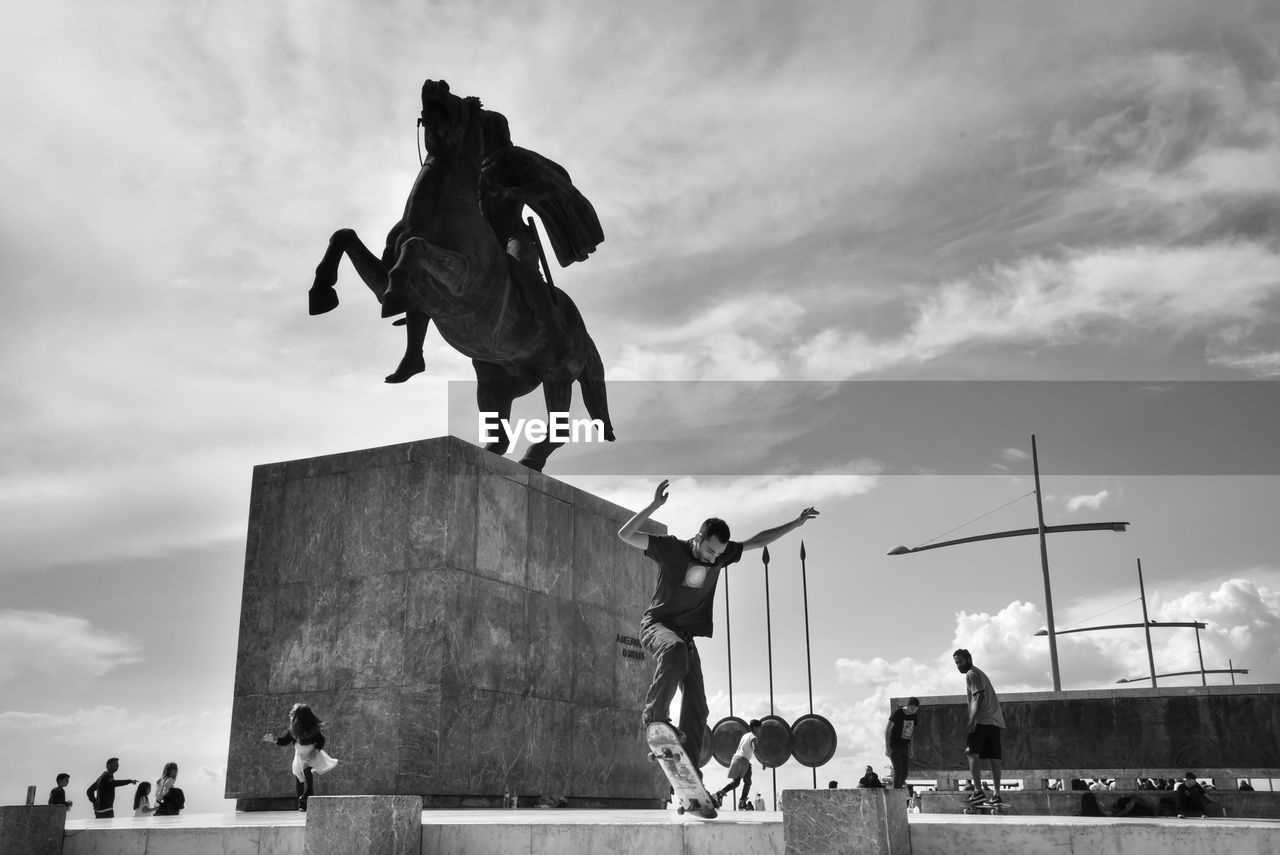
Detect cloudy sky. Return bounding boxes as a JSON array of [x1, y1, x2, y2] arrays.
[[3, 0, 1280, 812]]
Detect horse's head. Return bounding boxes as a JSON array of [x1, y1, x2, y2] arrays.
[[419, 79, 485, 164]]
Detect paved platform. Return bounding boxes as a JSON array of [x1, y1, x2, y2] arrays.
[[61, 808, 1280, 855], [63, 809, 781, 855]]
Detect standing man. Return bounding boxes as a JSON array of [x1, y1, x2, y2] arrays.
[[618, 479, 818, 770], [953, 648, 1005, 806], [885, 696, 920, 789], [85, 758, 137, 819]]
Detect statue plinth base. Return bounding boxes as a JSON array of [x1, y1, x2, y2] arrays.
[[226, 436, 664, 807]]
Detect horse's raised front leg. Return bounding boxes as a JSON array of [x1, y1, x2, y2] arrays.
[[310, 228, 389, 315], [520, 380, 573, 472]]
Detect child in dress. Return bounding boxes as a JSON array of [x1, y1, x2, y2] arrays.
[[262, 702, 339, 811], [132, 781, 154, 817]]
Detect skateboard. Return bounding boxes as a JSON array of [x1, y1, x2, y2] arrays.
[[961, 793, 1007, 815], [646, 722, 718, 819]]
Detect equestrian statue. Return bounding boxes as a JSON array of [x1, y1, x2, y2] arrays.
[[308, 79, 614, 471]]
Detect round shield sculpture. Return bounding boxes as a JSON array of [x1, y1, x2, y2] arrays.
[[711, 716, 748, 767], [697, 723, 714, 768], [790, 713, 837, 767], [754, 714, 794, 768]]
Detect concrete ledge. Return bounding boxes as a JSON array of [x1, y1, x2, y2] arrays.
[[781, 788, 910, 855], [56, 809, 1280, 855], [0, 805, 65, 855], [909, 813, 1280, 855], [304, 796, 422, 855]]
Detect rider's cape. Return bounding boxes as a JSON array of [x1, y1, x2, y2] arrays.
[[482, 144, 604, 268]]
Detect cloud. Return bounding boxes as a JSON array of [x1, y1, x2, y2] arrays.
[[795, 240, 1280, 379], [1151, 578, 1280, 676], [0, 611, 142, 683], [1065, 490, 1110, 512], [1207, 347, 1280, 378], [607, 295, 808, 382]]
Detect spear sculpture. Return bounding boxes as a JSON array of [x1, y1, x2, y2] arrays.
[[763, 544, 776, 809], [801, 540, 816, 789]]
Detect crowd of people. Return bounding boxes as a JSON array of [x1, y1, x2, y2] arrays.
[[48, 758, 186, 818], [45, 702, 339, 819]]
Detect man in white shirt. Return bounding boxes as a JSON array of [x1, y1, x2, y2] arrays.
[[711, 719, 764, 809], [953, 648, 1006, 806]]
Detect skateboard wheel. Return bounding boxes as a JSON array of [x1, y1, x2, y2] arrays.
[[647, 753, 657, 762], [677, 806, 685, 815]]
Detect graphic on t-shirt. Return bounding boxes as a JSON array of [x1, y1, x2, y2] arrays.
[[682, 562, 709, 588], [901, 720, 915, 741]]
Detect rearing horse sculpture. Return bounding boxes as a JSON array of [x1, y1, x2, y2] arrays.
[[307, 80, 615, 472]]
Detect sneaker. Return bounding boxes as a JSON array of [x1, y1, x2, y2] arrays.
[[966, 791, 986, 804], [988, 794, 1003, 805]]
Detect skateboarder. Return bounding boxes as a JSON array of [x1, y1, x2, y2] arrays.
[[953, 649, 1005, 807], [711, 719, 764, 808], [618, 479, 818, 769]]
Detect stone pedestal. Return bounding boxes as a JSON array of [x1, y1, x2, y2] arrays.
[[781, 788, 911, 855], [226, 436, 665, 807], [0, 805, 65, 855], [304, 796, 421, 855]]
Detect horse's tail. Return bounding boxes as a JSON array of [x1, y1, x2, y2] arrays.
[[577, 336, 615, 442]]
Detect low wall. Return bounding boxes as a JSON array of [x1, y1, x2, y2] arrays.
[[893, 684, 1280, 783], [919, 789, 1280, 819]]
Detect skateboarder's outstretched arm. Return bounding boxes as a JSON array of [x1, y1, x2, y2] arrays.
[[618, 479, 669, 549], [740, 507, 819, 551]]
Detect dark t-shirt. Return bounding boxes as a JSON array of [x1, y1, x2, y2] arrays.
[[1176, 781, 1207, 811], [888, 707, 917, 749], [48, 786, 68, 806], [641, 534, 744, 637], [88, 771, 129, 811]]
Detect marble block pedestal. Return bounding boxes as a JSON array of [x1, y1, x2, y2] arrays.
[[304, 796, 422, 855], [0, 805, 65, 855], [781, 788, 911, 855], [226, 436, 666, 808]]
